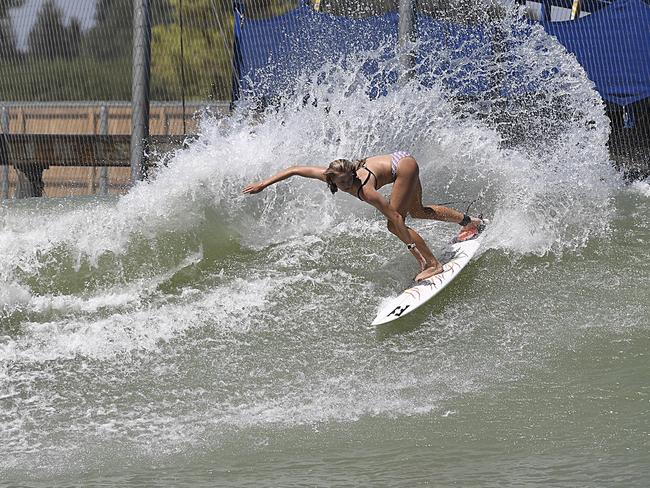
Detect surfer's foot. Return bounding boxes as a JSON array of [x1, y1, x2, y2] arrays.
[[458, 217, 486, 242], [415, 264, 444, 282]]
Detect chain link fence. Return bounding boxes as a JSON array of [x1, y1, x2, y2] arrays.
[[0, 0, 241, 198], [0, 0, 647, 199]]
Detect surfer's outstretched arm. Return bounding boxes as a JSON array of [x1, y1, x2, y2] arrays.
[[243, 166, 326, 194]]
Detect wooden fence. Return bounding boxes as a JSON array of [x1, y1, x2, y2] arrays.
[[1, 102, 230, 198]]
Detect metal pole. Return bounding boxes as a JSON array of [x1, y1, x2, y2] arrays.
[[99, 106, 109, 195], [131, 0, 151, 185], [179, 0, 187, 135], [1, 107, 9, 199], [570, 0, 582, 20], [398, 0, 417, 82]]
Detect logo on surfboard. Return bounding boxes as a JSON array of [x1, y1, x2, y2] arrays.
[[387, 304, 410, 317]]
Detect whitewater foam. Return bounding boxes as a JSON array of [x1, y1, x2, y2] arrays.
[[629, 179, 650, 198]]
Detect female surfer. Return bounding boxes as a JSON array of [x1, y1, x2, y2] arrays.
[[243, 152, 483, 281]]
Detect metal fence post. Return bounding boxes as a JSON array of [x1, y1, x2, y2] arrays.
[[99, 106, 109, 195], [398, 0, 417, 83], [570, 0, 582, 20], [131, 0, 151, 185], [1, 107, 9, 199]]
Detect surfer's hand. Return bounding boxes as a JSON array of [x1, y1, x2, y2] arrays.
[[458, 216, 487, 242], [460, 216, 482, 230], [243, 182, 266, 194], [470, 216, 487, 228]]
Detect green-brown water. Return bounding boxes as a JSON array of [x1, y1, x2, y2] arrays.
[[1, 187, 648, 486], [1, 11, 649, 484]]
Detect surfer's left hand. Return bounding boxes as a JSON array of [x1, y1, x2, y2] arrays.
[[458, 216, 487, 241], [243, 182, 266, 194]]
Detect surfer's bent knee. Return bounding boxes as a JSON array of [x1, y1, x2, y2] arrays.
[[386, 219, 403, 235]]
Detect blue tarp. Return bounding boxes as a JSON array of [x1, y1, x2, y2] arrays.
[[416, 17, 493, 95], [541, 0, 650, 106], [232, 2, 491, 101], [233, 0, 650, 107], [233, 2, 398, 100]]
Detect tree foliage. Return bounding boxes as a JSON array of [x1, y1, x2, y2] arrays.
[[1, 0, 305, 100], [151, 0, 234, 100], [0, 0, 24, 59], [27, 0, 81, 60], [0, 0, 24, 17], [83, 0, 133, 60], [0, 58, 130, 101]]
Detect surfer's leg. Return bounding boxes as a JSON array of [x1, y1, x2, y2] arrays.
[[408, 180, 467, 223], [386, 220, 440, 271], [408, 179, 483, 241], [408, 178, 483, 240], [388, 158, 443, 279]]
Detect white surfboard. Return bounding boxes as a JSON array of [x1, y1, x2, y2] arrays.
[[371, 227, 485, 326]]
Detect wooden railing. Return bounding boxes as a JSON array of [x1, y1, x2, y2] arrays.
[[0, 102, 229, 136], [0, 134, 195, 198], [0, 101, 229, 198]]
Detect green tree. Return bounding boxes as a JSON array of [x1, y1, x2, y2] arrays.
[[27, 0, 81, 60], [84, 0, 174, 61], [0, 0, 23, 17], [66, 17, 82, 58], [151, 0, 234, 100], [83, 0, 132, 60], [0, 0, 24, 60]]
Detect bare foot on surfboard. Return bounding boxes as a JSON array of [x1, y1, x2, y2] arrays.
[[415, 264, 444, 282]]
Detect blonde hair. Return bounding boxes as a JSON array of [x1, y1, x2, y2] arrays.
[[323, 158, 367, 194]]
